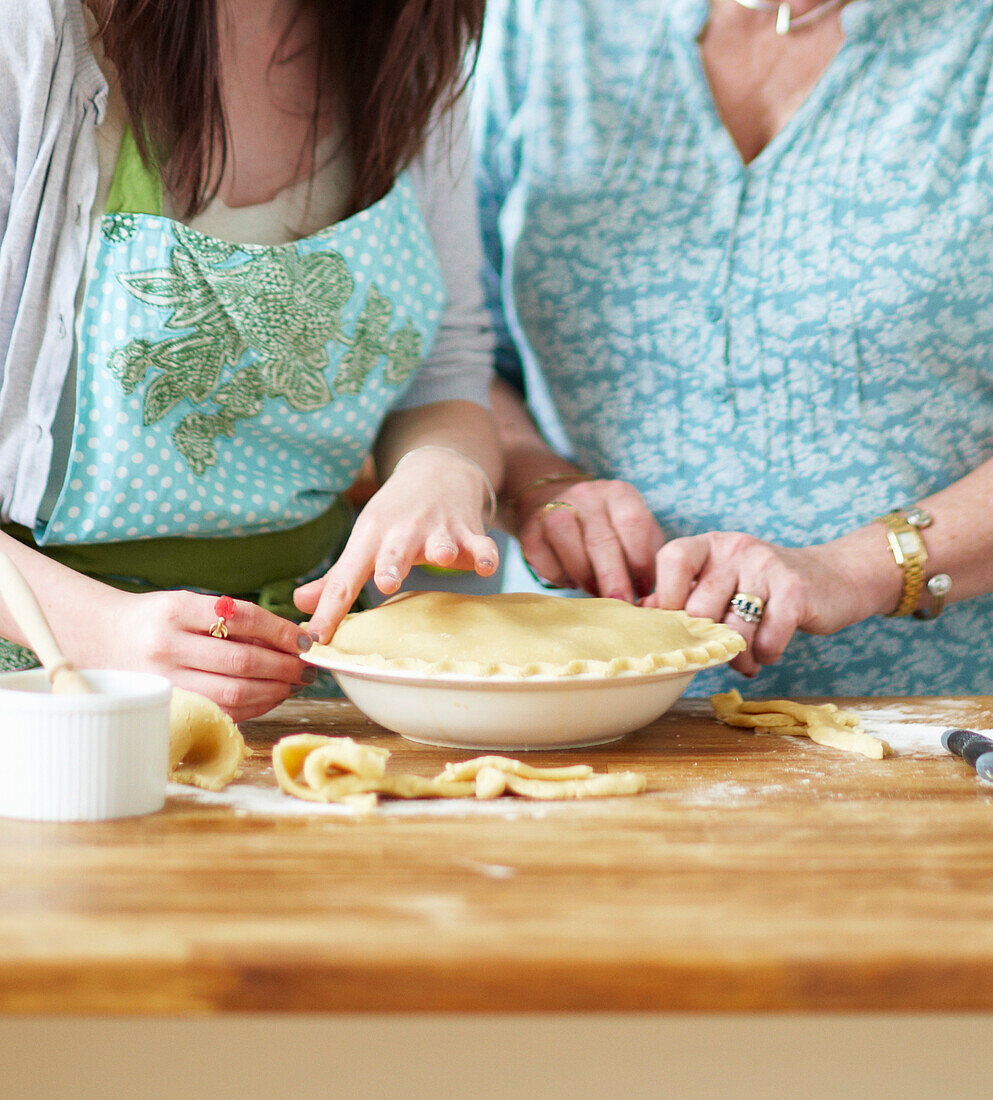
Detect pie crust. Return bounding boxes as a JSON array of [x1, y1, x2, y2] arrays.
[[308, 591, 746, 679]]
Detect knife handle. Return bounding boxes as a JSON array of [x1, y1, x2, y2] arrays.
[[942, 728, 993, 768]]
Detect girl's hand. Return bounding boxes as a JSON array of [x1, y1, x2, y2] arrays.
[[100, 589, 313, 722], [512, 478, 664, 603], [644, 530, 900, 677], [294, 447, 500, 642]]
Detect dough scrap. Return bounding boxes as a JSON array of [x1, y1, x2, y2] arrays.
[[272, 734, 473, 805], [710, 690, 890, 759], [169, 687, 247, 791], [272, 736, 648, 806], [302, 738, 389, 790], [473, 765, 647, 800], [438, 755, 594, 783]]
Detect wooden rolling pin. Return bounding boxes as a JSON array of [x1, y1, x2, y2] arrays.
[[0, 552, 93, 693]]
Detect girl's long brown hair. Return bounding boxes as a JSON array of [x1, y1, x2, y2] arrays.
[[95, 1, 485, 219]]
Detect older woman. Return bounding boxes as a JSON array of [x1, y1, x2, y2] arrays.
[[475, 0, 993, 695], [0, 0, 502, 719]]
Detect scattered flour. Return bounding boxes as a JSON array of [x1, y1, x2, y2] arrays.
[[853, 701, 989, 756], [166, 780, 544, 819], [670, 781, 784, 807], [455, 859, 519, 879]]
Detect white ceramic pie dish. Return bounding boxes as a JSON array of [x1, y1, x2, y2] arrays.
[[305, 660, 710, 750], [306, 592, 745, 750]]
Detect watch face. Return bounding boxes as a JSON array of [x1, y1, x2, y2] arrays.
[[895, 530, 922, 557]]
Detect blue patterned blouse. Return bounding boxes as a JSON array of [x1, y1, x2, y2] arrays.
[[474, 0, 993, 696]]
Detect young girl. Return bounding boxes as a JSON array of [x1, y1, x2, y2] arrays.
[[0, 0, 501, 719]]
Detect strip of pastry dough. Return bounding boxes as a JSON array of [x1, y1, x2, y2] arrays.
[[273, 734, 473, 805], [737, 698, 862, 728], [301, 739, 389, 790], [710, 690, 890, 759], [438, 755, 594, 783], [272, 736, 649, 806], [474, 766, 647, 800]]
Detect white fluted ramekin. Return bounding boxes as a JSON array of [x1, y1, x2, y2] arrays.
[[0, 669, 172, 821]]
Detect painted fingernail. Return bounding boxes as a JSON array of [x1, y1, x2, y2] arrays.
[[480, 558, 496, 570], [301, 668, 319, 684], [296, 633, 313, 652]]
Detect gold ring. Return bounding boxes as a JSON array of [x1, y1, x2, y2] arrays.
[[541, 499, 579, 517], [729, 592, 765, 625], [208, 595, 235, 639]]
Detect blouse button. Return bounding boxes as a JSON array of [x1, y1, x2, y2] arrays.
[[705, 304, 724, 323]]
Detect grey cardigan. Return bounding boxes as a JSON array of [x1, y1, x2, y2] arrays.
[[0, 0, 493, 529], [0, 0, 105, 527]]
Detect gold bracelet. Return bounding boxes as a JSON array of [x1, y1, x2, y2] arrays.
[[504, 471, 593, 510], [875, 507, 931, 617], [913, 573, 952, 621]]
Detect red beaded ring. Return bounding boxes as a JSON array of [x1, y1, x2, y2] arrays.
[[209, 595, 236, 639]]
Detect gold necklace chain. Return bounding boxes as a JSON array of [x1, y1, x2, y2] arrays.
[[730, 0, 845, 35]]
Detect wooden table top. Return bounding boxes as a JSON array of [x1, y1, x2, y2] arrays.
[[3, 694, 993, 1014]]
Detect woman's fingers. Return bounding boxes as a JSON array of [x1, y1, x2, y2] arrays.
[[650, 536, 712, 610], [535, 503, 598, 593], [180, 631, 309, 685], [685, 568, 740, 627], [296, 520, 502, 645], [168, 668, 300, 723], [422, 528, 501, 575], [106, 590, 314, 720], [722, 590, 766, 678], [518, 480, 665, 601], [213, 598, 313, 656], [458, 531, 501, 576], [293, 440, 506, 642], [605, 490, 666, 599], [649, 532, 827, 677], [302, 548, 376, 643]]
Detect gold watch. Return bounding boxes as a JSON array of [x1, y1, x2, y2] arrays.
[[875, 508, 931, 617]]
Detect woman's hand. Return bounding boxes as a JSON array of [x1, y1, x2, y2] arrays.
[[100, 589, 312, 722], [512, 477, 665, 603], [294, 447, 501, 642], [643, 530, 901, 677]]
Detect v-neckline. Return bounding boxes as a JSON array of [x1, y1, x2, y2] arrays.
[[670, 0, 879, 177]]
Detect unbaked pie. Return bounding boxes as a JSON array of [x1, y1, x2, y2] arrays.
[[307, 591, 746, 679]]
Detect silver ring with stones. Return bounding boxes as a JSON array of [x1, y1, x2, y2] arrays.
[[730, 592, 765, 625]]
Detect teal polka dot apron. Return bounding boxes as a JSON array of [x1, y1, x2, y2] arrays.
[[39, 129, 446, 549], [0, 131, 446, 688]]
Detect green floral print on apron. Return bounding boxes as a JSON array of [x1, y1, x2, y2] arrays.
[[0, 130, 446, 687]]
